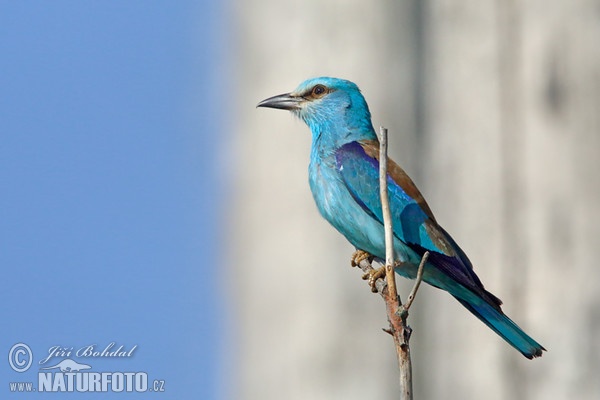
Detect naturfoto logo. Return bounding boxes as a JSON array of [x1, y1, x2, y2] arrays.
[[7, 342, 165, 394]]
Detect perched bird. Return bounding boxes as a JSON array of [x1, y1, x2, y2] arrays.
[[257, 77, 545, 359]]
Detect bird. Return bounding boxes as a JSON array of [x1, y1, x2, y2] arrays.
[[257, 77, 545, 359]]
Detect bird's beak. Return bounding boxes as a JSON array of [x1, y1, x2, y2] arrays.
[[257, 93, 303, 110]]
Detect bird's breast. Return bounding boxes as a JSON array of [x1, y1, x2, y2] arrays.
[[307, 154, 388, 259], [308, 156, 343, 221]]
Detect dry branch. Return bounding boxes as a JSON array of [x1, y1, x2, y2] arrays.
[[353, 127, 429, 400]]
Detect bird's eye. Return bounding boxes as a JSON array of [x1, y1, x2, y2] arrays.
[[311, 85, 327, 97]]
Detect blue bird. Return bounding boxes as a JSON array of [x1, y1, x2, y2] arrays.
[[258, 77, 545, 359]]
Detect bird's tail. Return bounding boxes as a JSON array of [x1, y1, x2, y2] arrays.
[[454, 296, 545, 359]]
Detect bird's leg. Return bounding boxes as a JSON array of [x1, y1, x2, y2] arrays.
[[362, 266, 386, 293], [351, 250, 385, 292], [361, 260, 407, 293], [350, 249, 373, 268]]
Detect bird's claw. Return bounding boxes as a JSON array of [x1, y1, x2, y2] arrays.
[[351, 250, 373, 268], [362, 266, 386, 293]]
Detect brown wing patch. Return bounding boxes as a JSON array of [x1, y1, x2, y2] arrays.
[[359, 139, 437, 223], [423, 219, 456, 256]]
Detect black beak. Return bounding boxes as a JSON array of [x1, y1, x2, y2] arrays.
[[257, 93, 302, 110]]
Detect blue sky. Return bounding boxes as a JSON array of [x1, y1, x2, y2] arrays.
[[1, 2, 227, 398]]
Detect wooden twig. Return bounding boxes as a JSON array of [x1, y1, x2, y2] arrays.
[[379, 127, 399, 306], [354, 126, 429, 400], [378, 126, 412, 399], [403, 252, 429, 312]]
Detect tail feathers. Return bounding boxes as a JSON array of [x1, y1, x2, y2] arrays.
[[455, 297, 545, 359]]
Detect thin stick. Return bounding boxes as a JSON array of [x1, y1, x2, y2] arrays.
[[369, 126, 431, 399], [378, 126, 412, 399], [404, 251, 429, 311], [379, 126, 399, 305], [350, 127, 430, 399]]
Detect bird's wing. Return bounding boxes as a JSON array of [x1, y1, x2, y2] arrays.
[[335, 140, 445, 252], [335, 140, 500, 304]]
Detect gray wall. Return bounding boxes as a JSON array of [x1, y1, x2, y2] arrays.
[[230, 1, 600, 399]]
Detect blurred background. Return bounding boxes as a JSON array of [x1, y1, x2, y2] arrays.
[[1, 1, 598, 400]]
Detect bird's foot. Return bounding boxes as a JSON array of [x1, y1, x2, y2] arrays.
[[362, 266, 386, 293], [351, 250, 373, 268]]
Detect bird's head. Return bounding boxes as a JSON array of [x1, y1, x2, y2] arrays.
[[258, 77, 376, 144]]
